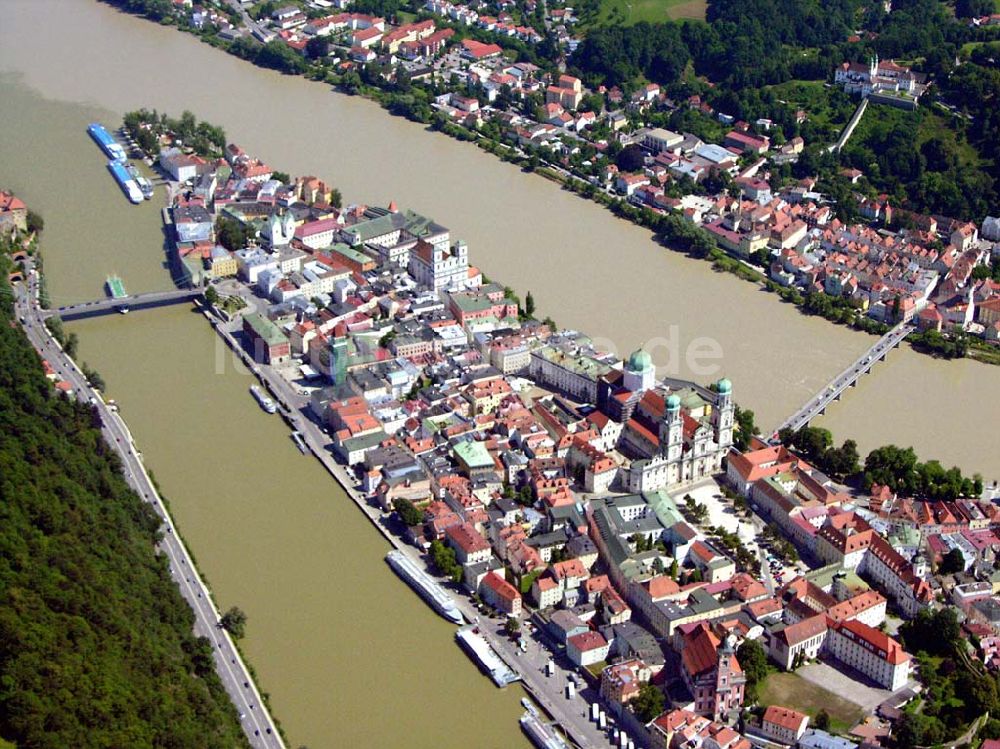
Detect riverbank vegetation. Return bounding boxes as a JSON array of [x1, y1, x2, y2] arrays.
[[0, 283, 247, 748], [778, 425, 984, 500], [777, 426, 860, 482], [123, 108, 227, 158]]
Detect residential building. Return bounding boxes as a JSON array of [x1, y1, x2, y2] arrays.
[[600, 659, 651, 705], [446, 522, 492, 565], [567, 630, 610, 666], [761, 706, 809, 745], [243, 313, 290, 364], [480, 570, 523, 616], [0, 191, 28, 235]]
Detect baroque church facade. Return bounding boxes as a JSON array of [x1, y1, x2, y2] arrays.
[[596, 348, 735, 491]]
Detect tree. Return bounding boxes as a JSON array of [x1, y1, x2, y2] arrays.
[[733, 406, 756, 451], [938, 547, 966, 575], [615, 144, 646, 172], [26, 209, 44, 234], [219, 606, 248, 638], [899, 608, 961, 657], [304, 35, 329, 60], [504, 616, 521, 637], [429, 540, 463, 583], [204, 285, 219, 307], [814, 709, 831, 731], [65, 331, 79, 359], [82, 363, 106, 392], [393, 498, 423, 527], [524, 291, 536, 318], [633, 684, 665, 722], [956, 0, 993, 17], [736, 639, 769, 701], [216, 215, 249, 252], [517, 485, 534, 507]]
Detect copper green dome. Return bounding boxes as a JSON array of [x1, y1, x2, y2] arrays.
[[627, 348, 653, 373], [666, 394, 681, 410], [717, 378, 732, 395]]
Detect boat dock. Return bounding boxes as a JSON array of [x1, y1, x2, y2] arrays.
[[106, 275, 126, 300]]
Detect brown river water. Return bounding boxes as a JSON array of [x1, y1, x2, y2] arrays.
[[0, 1, 997, 746]]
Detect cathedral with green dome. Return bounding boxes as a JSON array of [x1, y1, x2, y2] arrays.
[[595, 346, 735, 491]]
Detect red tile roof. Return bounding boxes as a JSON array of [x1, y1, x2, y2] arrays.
[[763, 705, 808, 733]]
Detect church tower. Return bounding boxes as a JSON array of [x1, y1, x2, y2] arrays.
[[264, 210, 295, 248], [711, 378, 734, 449], [623, 347, 655, 394], [662, 393, 683, 462], [714, 634, 743, 722]]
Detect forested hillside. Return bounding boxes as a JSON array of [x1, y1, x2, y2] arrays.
[[0, 284, 247, 748]]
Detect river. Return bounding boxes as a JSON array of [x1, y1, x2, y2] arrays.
[[0, 0, 997, 744]]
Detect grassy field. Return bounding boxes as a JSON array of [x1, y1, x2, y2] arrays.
[[595, 0, 708, 25], [758, 672, 864, 734]]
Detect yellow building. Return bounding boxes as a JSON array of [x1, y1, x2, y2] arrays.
[[207, 246, 238, 278]]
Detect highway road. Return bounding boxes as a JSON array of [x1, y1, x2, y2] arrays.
[[12, 265, 284, 749]]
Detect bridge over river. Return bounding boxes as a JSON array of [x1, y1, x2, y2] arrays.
[[772, 321, 915, 436], [42, 288, 202, 321]]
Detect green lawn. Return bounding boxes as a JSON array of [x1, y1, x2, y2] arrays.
[[594, 0, 708, 25], [758, 672, 864, 734]]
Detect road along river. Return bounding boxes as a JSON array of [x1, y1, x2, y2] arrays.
[[0, 2, 997, 745]]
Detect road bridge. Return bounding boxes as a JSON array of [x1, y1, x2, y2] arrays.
[[43, 288, 201, 321], [773, 321, 914, 436]]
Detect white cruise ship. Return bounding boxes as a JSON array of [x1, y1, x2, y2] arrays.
[[519, 711, 571, 749], [455, 625, 520, 687], [385, 550, 463, 624]]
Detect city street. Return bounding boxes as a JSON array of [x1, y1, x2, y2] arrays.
[[12, 266, 284, 749]]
